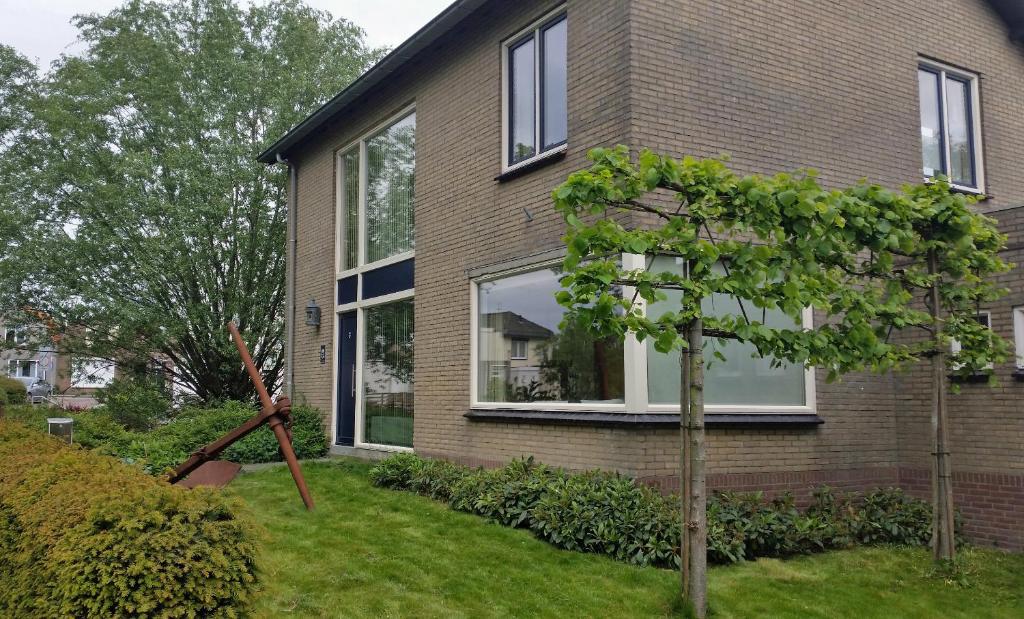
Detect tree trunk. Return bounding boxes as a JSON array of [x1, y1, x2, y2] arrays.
[[928, 249, 956, 561], [680, 317, 707, 618]]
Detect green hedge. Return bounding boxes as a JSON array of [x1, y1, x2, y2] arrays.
[[0, 421, 260, 618], [105, 401, 329, 474], [5, 401, 329, 475], [0, 376, 27, 405], [371, 454, 940, 569]]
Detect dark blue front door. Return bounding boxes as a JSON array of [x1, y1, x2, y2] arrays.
[[337, 311, 357, 446]]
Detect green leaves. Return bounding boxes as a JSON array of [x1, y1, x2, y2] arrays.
[[553, 147, 1010, 377], [0, 1, 385, 400]]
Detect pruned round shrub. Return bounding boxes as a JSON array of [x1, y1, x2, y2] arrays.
[[0, 376, 27, 405], [0, 421, 260, 618]]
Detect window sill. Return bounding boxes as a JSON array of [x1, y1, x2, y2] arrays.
[[464, 409, 823, 428], [923, 178, 988, 199], [496, 147, 567, 182], [948, 371, 993, 384]]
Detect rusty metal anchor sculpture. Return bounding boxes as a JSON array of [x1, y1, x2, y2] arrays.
[[167, 321, 315, 510]]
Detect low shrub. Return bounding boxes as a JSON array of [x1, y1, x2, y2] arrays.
[[0, 376, 27, 405], [2, 405, 127, 449], [95, 376, 171, 431], [104, 401, 329, 474], [371, 454, 943, 569], [0, 421, 260, 617]]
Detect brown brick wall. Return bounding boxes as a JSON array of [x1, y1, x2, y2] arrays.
[[287, 0, 1024, 549]]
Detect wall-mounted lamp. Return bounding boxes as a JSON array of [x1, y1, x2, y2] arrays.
[[305, 299, 321, 328]]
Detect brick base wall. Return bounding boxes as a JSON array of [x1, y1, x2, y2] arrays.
[[415, 451, 1023, 552], [898, 467, 1024, 551]]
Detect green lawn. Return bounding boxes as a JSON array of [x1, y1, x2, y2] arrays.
[[228, 460, 1024, 618]]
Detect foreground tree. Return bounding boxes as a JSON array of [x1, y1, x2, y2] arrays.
[[552, 147, 1007, 616], [0, 0, 384, 400]]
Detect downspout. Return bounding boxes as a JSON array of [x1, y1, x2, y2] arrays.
[[277, 152, 297, 400]]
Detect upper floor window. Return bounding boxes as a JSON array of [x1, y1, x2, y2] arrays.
[[918, 61, 983, 191], [503, 9, 567, 170], [338, 109, 416, 273], [4, 326, 27, 345]]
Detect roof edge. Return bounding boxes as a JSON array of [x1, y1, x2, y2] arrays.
[[257, 0, 487, 164]]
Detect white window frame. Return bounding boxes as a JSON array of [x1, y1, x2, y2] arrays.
[[3, 326, 27, 346], [469, 253, 817, 415], [1014, 307, 1024, 370], [330, 104, 418, 453], [510, 338, 529, 360], [500, 6, 568, 174], [8, 359, 38, 379], [335, 104, 416, 278], [918, 59, 984, 194], [332, 289, 416, 454]]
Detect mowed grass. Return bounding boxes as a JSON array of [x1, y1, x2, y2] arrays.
[[228, 460, 1024, 619]]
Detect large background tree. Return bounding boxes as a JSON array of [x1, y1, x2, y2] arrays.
[[0, 0, 384, 400]]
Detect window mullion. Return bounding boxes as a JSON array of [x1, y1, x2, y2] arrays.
[[939, 70, 952, 178], [358, 140, 368, 269], [534, 28, 542, 156], [622, 253, 649, 413]]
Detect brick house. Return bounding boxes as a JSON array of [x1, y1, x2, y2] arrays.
[[258, 0, 1024, 549], [1, 321, 115, 407]]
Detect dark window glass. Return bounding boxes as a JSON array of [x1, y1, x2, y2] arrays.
[[541, 17, 567, 149], [945, 76, 974, 187], [509, 38, 536, 164]]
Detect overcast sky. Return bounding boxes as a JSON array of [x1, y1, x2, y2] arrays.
[[0, 0, 453, 70]]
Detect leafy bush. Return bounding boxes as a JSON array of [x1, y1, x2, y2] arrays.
[[1, 405, 127, 449], [105, 401, 328, 474], [95, 376, 171, 431], [371, 454, 944, 569], [0, 421, 260, 617], [0, 376, 27, 405]]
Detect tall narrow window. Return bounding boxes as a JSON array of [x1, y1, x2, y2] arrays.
[[917, 62, 982, 191], [363, 298, 414, 447], [366, 113, 416, 263], [509, 38, 536, 164], [337, 111, 415, 272], [504, 10, 567, 169], [340, 149, 360, 270]]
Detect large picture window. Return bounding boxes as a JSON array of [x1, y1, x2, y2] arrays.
[[338, 110, 416, 272], [918, 61, 983, 191], [503, 9, 567, 169], [475, 266, 624, 406], [471, 256, 814, 413], [363, 298, 414, 447], [645, 257, 807, 407]]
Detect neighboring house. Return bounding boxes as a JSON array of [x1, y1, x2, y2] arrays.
[[1, 322, 115, 407], [259, 0, 1024, 549]]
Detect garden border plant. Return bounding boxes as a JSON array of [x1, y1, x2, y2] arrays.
[[0, 420, 261, 617], [370, 453, 945, 570]]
